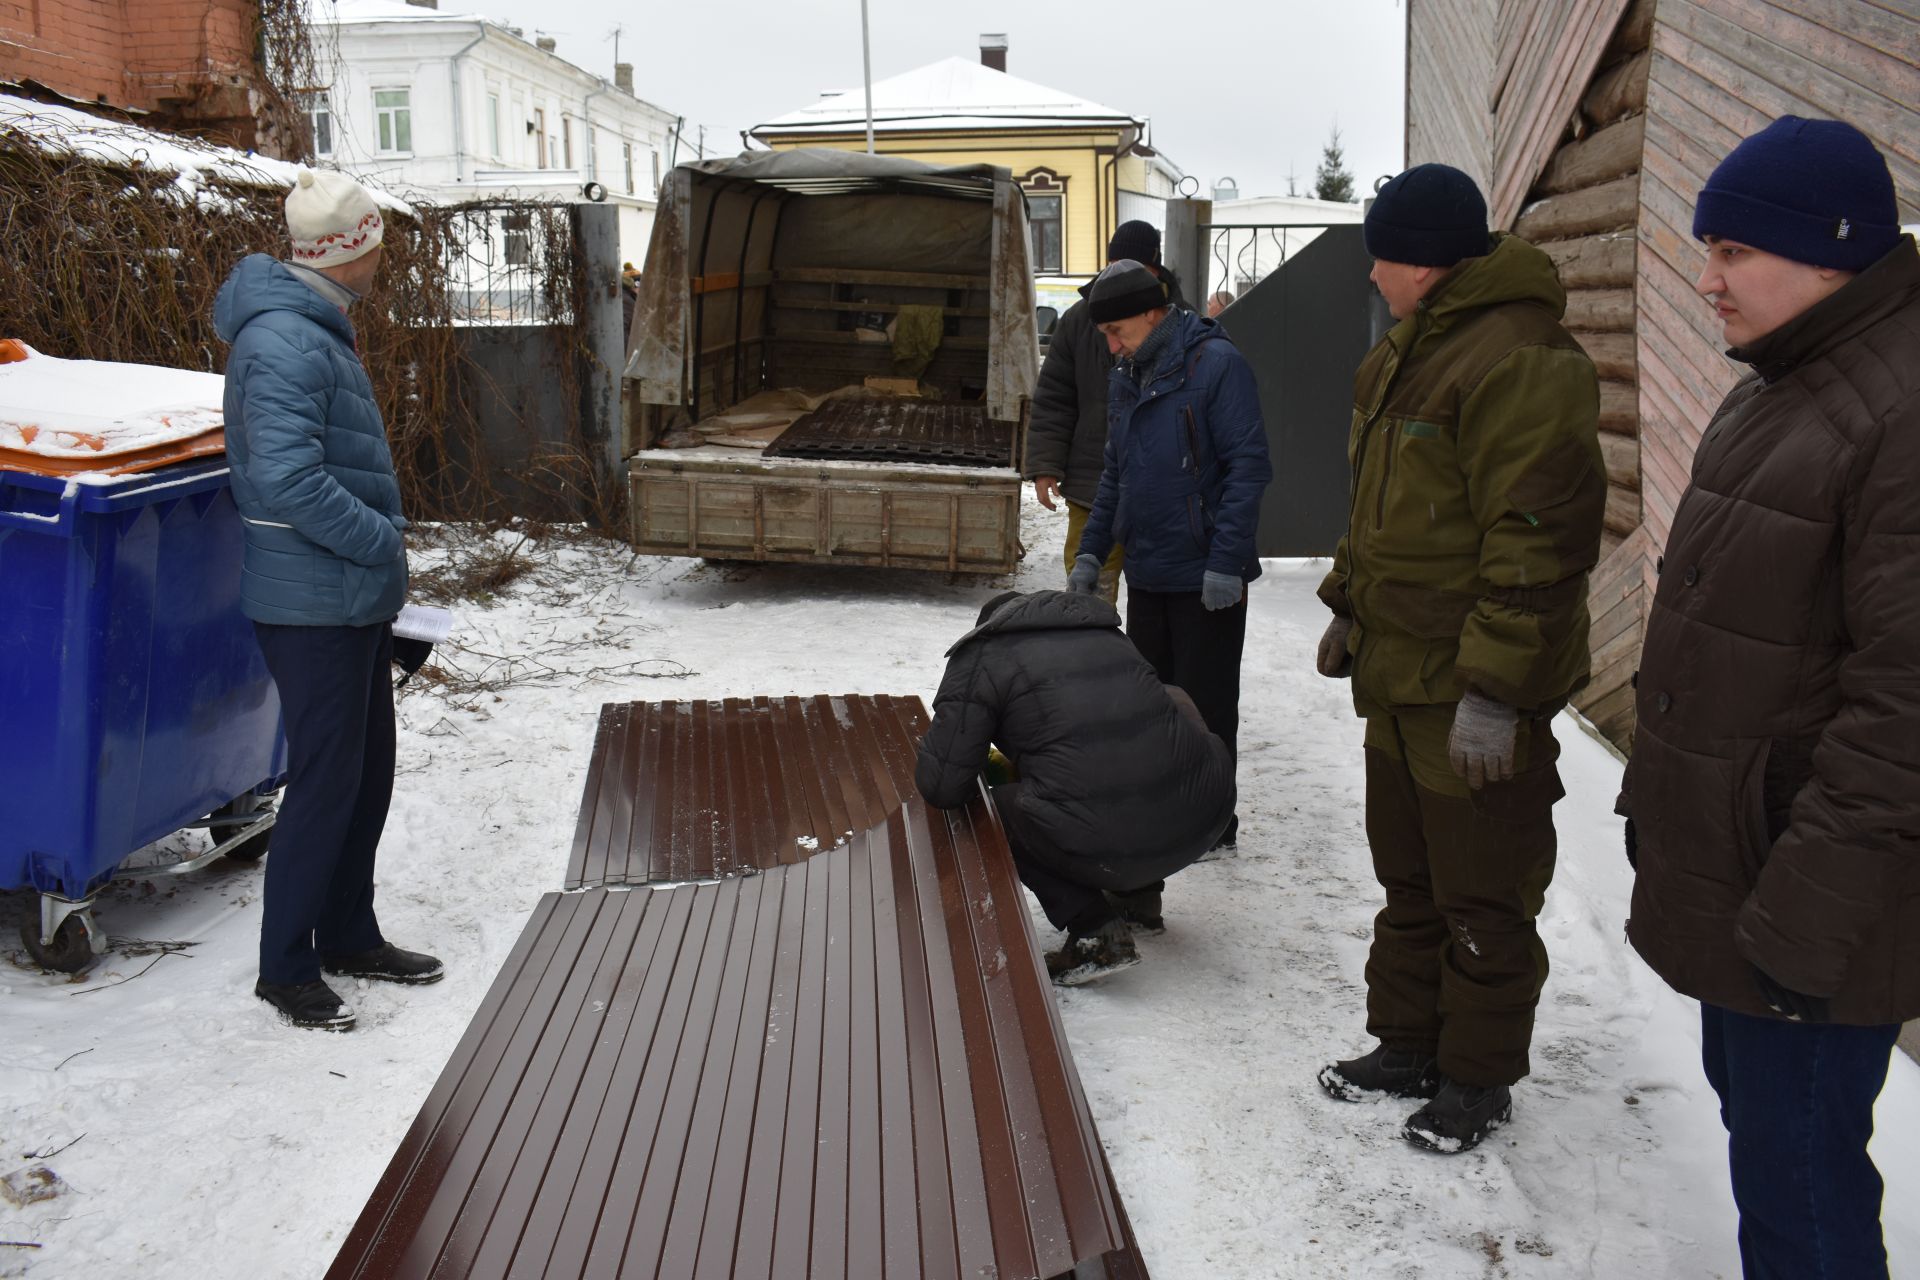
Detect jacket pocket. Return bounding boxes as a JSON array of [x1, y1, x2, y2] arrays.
[[1186, 494, 1209, 554], [1370, 578, 1478, 641], [1631, 728, 1771, 906]]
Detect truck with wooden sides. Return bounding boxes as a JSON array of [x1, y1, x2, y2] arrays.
[[621, 150, 1037, 574]]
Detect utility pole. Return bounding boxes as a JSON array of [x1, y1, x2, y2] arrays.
[[859, 0, 875, 153]]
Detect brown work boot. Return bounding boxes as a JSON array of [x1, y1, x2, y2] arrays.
[[1045, 918, 1141, 987], [1317, 1043, 1441, 1102]]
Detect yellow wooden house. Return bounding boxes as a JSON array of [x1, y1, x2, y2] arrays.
[[750, 35, 1185, 282]]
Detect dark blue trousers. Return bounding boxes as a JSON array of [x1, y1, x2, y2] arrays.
[[253, 621, 394, 985], [1700, 1002, 1901, 1280]]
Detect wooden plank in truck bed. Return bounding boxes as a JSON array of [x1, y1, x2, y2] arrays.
[[629, 449, 1022, 574]]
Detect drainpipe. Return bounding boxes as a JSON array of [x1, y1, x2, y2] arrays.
[[582, 79, 613, 185], [448, 23, 489, 182]]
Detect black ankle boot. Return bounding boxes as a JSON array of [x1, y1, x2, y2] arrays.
[[1317, 1043, 1441, 1102], [1403, 1078, 1513, 1153]]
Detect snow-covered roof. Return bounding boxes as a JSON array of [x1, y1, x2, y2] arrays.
[[322, 0, 490, 22], [0, 92, 412, 212], [753, 56, 1140, 138]]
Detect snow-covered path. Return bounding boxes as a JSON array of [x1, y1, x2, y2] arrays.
[[3, 505, 1915, 1279]]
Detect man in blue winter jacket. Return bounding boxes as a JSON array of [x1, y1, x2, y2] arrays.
[[214, 169, 442, 1031], [1069, 260, 1273, 850]]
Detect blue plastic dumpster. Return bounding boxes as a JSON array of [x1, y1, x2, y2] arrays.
[[0, 459, 287, 965]]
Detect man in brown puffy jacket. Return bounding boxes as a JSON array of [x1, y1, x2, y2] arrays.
[[1622, 117, 1919, 1280]]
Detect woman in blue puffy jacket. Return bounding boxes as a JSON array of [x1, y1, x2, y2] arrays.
[[214, 169, 441, 1032]]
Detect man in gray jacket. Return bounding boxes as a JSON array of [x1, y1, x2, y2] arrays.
[[214, 170, 442, 1032]]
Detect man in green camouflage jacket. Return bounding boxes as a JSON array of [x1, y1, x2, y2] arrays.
[[1313, 164, 1606, 1153]]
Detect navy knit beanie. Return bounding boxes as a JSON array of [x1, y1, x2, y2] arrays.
[[1364, 164, 1490, 267], [1693, 116, 1899, 271], [1088, 259, 1170, 323], [1107, 219, 1161, 264]]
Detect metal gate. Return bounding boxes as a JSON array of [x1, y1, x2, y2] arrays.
[[432, 201, 625, 520], [1200, 222, 1389, 557]]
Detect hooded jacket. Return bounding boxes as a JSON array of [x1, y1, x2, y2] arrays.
[[1026, 266, 1189, 507], [915, 591, 1234, 863], [1317, 232, 1605, 717], [214, 253, 407, 628], [1623, 239, 1920, 1024], [1073, 308, 1272, 593]]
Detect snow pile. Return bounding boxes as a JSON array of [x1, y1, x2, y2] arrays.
[[0, 509, 1915, 1278], [0, 93, 411, 212], [0, 343, 223, 459]]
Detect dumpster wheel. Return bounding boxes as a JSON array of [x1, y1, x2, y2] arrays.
[[20, 897, 101, 974], [212, 794, 275, 862]]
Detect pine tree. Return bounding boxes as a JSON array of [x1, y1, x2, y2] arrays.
[[1314, 125, 1356, 204]]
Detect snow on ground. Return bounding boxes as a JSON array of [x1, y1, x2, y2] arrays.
[[2, 503, 1916, 1278]]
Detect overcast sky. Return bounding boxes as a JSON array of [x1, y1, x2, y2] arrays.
[[433, 0, 1408, 201]]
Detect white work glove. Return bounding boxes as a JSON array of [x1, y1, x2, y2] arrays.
[[1067, 553, 1102, 595], [1316, 616, 1353, 677], [1448, 689, 1519, 790]]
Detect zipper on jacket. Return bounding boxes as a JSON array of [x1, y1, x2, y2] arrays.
[[1182, 405, 1202, 475], [243, 515, 295, 530], [1373, 418, 1397, 528]]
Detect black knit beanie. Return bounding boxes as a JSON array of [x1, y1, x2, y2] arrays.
[[1087, 259, 1170, 324], [1364, 163, 1490, 267], [1107, 219, 1161, 265]]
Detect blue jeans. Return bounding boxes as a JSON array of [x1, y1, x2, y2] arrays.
[[1700, 1002, 1900, 1279]]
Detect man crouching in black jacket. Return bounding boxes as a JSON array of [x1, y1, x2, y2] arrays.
[[915, 590, 1235, 985]]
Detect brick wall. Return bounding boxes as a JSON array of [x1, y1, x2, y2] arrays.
[[0, 1, 262, 141]]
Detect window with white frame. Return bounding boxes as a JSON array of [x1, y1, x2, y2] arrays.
[[300, 91, 333, 157], [487, 91, 501, 159], [1022, 169, 1066, 273], [587, 125, 597, 180], [374, 87, 412, 154], [623, 141, 634, 195], [562, 115, 573, 170], [651, 148, 660, 196], [534, 108, 548, 169]]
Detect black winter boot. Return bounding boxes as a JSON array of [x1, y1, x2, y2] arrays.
[[1403, 1078, 1513, 1153], [1045, 918, 1140, 986], [323, 942, 445, 985], [1105, 885, 1165, 935], [255, 978, 355, 1031], [1317, 1043, 1441, 1102]]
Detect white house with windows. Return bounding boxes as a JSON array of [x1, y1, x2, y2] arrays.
[[309, 0, 683, 269]]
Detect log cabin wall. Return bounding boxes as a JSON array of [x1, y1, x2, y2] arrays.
[[1406, 0, 1918, 754], [1637, 4, 1920, 561], [1513, 0, 1655, 749]]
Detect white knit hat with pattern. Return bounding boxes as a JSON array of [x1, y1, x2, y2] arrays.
[[285, 168, 384, 267]]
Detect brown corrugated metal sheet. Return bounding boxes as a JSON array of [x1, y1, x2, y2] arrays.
[[332, 695, 1148, 1280], [763, 400, 1012, 468], [565, 695, 931, 890]]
